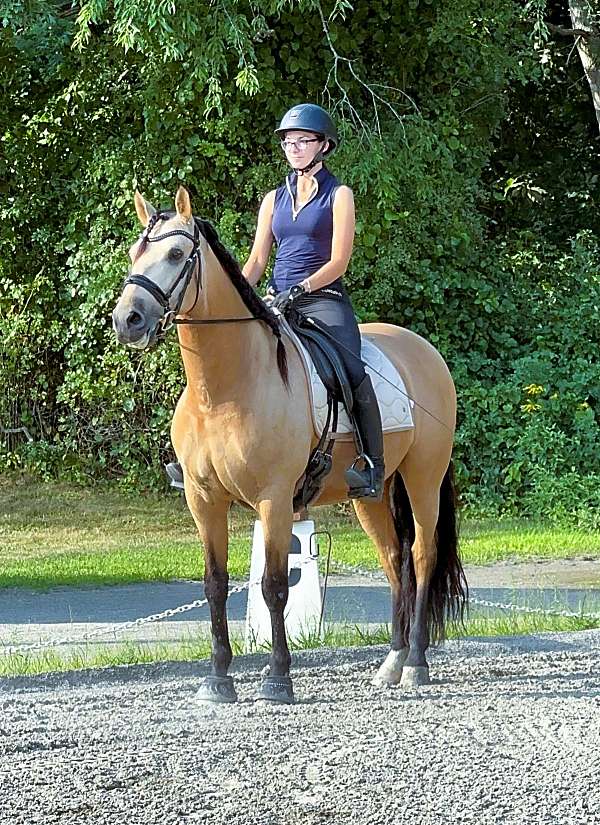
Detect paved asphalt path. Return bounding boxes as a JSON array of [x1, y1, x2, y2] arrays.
[[0, 565, 599, 649]]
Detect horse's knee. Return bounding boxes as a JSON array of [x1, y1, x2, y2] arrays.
[[261, 571, 289, 613], [204, 569, 229, 604]]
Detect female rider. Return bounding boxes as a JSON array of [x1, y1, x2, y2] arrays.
[[242, 103, 384, 500]]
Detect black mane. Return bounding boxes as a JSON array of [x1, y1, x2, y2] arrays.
[[134, 208, 288, 386], [194, 216, 289, 387]]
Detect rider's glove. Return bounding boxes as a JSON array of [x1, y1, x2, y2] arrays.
[[272, 283, 307, 313]]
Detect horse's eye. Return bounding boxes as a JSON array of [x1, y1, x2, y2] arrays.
[[169, 247, 184, 261]]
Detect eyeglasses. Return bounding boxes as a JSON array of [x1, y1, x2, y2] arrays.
[[280, 138, 321, 151]]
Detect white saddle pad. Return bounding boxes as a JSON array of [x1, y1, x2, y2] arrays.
[[282, 322, 414, 440]]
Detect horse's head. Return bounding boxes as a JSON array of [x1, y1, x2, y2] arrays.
[[112, 187, 201, 349]]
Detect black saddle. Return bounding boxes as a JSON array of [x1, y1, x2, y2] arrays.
[[286, 310, 354, 415], [286, 309, 358, 512]]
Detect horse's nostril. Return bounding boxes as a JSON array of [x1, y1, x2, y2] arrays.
[[127, 310, 144, 329]]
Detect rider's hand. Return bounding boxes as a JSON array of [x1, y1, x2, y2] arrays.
[[263, 287, 276, 306], [272, 283, 307, 312]]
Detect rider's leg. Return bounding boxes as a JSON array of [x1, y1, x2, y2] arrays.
[[344, 372, 385, 500], [294, 286, 384, 500]]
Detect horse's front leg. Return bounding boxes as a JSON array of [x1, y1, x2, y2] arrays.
[[257, 496, 295, 704], [187, 492, 237, 703]]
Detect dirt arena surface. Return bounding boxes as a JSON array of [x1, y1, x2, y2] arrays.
[[1, 630, 598, 825]]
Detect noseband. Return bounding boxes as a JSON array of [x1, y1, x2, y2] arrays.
[[122, 212, 203, 337]]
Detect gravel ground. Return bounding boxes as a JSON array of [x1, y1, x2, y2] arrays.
[[1, 631, 599, 825]]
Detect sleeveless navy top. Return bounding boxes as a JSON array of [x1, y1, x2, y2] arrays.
[[271, 166, 340, 292]]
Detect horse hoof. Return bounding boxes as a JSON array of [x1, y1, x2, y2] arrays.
[[372, 649, 408, 686], [256, 675, 295, 704], [400, 665, 430, 687], [196, 675, 237, 704]]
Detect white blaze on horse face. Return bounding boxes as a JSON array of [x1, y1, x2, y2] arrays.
[[125, 204, 196, 310]]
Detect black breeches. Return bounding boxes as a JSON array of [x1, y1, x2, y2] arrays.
[[294, 289, 365, 388]]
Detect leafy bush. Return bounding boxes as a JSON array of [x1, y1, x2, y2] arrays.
[[1, 1, 599, 524]]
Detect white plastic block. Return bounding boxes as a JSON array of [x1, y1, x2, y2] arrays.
[[244, 520, 322, 652]]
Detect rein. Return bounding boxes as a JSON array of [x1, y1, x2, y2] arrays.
[[174, 317, 259, 325]]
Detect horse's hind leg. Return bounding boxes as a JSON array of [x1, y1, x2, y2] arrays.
[[186, 493, 237, 703], [399, 451, 463, 687], [352, 485, 410, 686], [399, 477, 439, 687]]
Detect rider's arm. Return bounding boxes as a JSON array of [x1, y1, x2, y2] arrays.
[[242, 190, 276, 287], [300, 185, 355, 293]]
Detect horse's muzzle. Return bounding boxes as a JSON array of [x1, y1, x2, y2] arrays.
[[112, 305, 159, 349]]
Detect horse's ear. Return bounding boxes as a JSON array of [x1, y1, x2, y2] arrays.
[[175, 186, 192, 220], [134, 190, 156, 227]]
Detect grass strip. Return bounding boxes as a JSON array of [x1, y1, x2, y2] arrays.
[[2, 524, 600, 590], [1, 612, 597, 678], [2, 477, 599, 589]]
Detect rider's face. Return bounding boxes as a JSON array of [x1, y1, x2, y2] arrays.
[[281, 130, 327, 170]]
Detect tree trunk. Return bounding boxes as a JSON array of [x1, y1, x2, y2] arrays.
[[569, 0, 600, 134]]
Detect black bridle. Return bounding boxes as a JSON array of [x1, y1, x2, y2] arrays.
[[122, 213, 258, 339]]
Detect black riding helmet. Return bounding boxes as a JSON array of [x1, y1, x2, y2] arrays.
[[275, 103, 338, 174]]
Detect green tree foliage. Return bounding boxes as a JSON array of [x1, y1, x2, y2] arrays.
[[1, 0, 599, 522]]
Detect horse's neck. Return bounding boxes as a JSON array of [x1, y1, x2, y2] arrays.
[[176, 244, 269, 405]]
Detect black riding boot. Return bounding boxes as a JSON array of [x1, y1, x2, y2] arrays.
[[165, 461, 184, 490], [344, 375, 385, 501]]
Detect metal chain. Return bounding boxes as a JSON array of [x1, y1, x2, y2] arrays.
[[4, 554, 599, 658], [3, 597, 208, 657], [328, 560, 385, 582], [464, 597, 600, 622], [2, 558, 320, 657], [328, 559, 600, 621], [3, 582, 251, 657]]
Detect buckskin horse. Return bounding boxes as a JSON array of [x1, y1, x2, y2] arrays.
[[112, 186, 467, 703]]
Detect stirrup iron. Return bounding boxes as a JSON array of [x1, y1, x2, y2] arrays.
[[165, 461, 185, 491], [345, 454, 382, 499]]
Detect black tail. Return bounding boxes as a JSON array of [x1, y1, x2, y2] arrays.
[[391, 461, 468, 643]]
